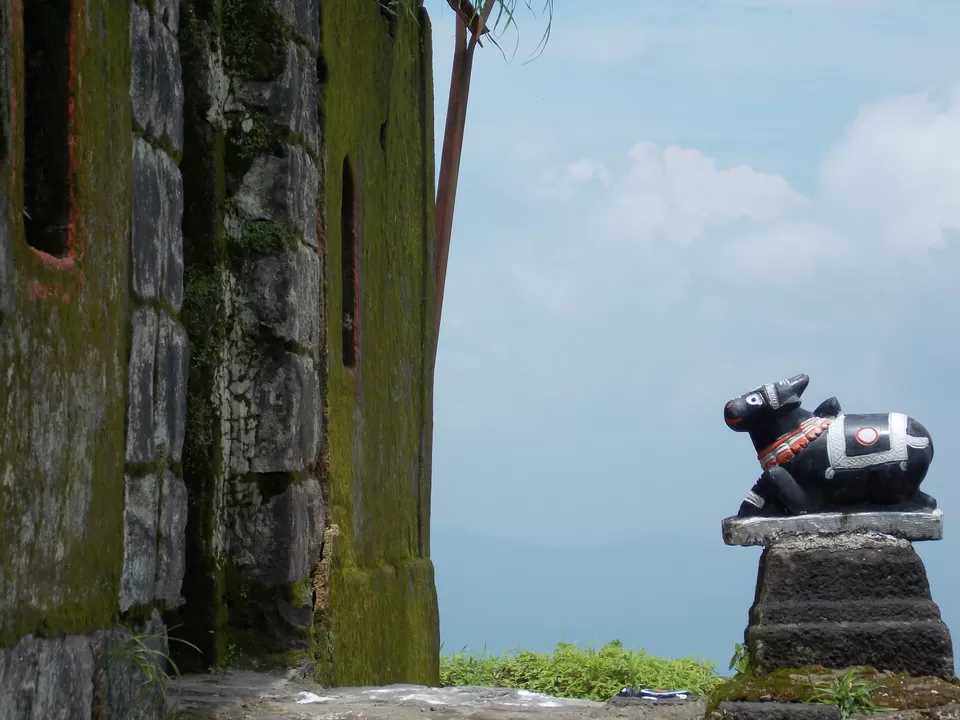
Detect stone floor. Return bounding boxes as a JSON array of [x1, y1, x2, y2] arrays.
[[168, 671, 708, 720]]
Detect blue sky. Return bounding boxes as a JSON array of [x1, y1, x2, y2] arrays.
[[423, 0, 960, 671]]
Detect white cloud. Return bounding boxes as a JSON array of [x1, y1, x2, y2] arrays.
[[606, 142, 806, 247], [818, 87, 960, 255], [567, 158, 609, 184], [510, 86, 960, 314]]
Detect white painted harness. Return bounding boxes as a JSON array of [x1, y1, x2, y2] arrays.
[[824, 413, 930, 479]]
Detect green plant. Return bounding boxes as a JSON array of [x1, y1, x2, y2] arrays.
[[440, 640, 722, 702], [98, 629, 201, 718], [809, 669, 890, 719], [729, 643, 751, 675], [214, 640, 240, 672]]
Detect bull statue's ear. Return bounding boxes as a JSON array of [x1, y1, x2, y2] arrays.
[[813, 396, 842, 418], [779, 394, 803, 411]]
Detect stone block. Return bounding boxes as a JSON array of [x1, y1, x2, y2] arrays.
[[273, 0, 320, 52], [233, 42, 318, 153], [722, 509, 943, 547], [153, 313, 189, 463], [155, 472, 188, 607], [606, 696, 706, 720], [717, 702, 841, 720], [131, 138, 162, 301], [297, 244, 321, 356], [239, 248, 298, 343], [98, 610, 168, 719], [238, 243, 320, 353], [132, 140, 184, 307], [119, 474, 159, 612], [288, 146, 320, 249], [233, 144, 319, 249], [155, 0, 180, 33], [129, 6, 184, 151], [125, 307, 158, 465], [153, 23, 184, 152], [161, 153, 185, 312], [299, 356, 320, 467], [129, 4, 153, 134], [745, 534, 954, 678], [229, 476, 325, 585], [0, 634, 95, 720], [250, 351, 307, 473]]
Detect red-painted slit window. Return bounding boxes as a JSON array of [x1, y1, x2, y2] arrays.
[[23, 0, 73, 259], [341, 157, 359, 368]]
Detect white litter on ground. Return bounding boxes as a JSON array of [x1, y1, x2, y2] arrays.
[[296, 691, 335, 704], [399, 693, 449, 705], [515, 689, 565, 707]]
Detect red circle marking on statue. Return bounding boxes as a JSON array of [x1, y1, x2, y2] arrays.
[[856, 427, 879, 446]]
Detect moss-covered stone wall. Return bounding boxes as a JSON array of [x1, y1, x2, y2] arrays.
[[0, 0, 132, 649], [169, 0, 439, 685], [170, 0, 327, 672], [318, 1, 440, 686]]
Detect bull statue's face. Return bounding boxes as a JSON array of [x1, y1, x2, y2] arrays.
[[723, 374, 810, 432]]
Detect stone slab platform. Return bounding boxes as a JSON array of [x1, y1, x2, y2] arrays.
[[722, 509, 943, 547], [170, 673, 711, 720], [717, 702, 841, 720]]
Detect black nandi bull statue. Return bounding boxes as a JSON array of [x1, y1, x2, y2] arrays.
[[724, 374, 937, 517]]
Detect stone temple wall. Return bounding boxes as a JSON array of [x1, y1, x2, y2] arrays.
[[0, 0, 439, 713]]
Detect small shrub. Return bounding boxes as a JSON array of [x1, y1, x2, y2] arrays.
[[729, 643, 751, 675], [440, 640, 722, 702], [809, 669, 890, 719], [97, 629, 201, 718]]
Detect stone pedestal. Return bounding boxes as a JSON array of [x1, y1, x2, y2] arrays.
[[723, 510, 954, 679]]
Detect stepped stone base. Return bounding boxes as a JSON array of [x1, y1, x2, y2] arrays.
[[723, 511, 954, 679]]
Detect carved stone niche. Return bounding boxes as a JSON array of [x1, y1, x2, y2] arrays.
[[722, 509, 954, 679]]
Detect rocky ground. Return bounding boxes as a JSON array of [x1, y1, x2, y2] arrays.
[[168, 671, 708, 720]]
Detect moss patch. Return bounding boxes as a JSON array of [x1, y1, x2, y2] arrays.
[[323, 558, 439, 686], [708, 668, 960, 716], [221, 0, 288, 81], [233, 219, 297, 256], [223, 110, 285, 194], [708, 667, 824, 712]]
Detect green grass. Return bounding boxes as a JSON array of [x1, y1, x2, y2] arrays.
[[439, 640, 723, 702]]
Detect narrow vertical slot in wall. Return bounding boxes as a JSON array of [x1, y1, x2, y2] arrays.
[[23, 0, 73, 258], [341, 157, 359, 368]]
